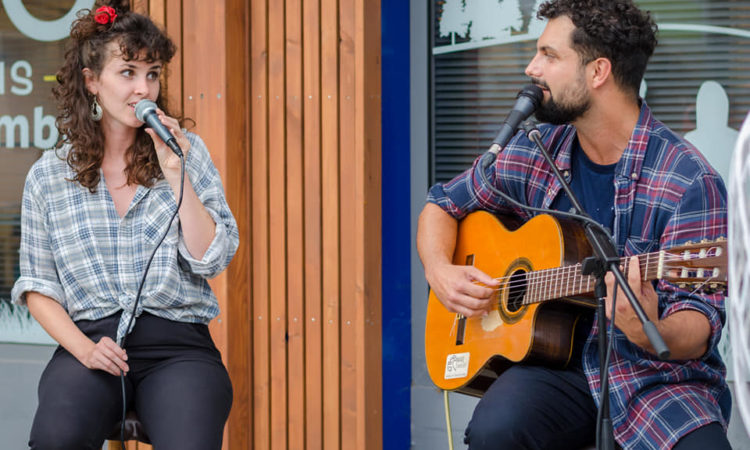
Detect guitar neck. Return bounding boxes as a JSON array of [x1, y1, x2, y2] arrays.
[[521, 248, 718, 305], [522, 256, 627, 305]]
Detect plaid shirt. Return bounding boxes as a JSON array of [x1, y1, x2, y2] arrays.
[[427, 102, 730, 449], [12, 132, 239, 344]]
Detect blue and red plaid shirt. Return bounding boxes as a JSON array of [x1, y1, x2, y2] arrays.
[[427, 102, 730, 449]]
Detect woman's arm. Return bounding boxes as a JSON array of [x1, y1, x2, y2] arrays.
[[26, 292, 129, 376], [146, 114, 217, 260]]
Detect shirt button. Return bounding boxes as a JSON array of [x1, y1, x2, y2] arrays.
[[631, 173, 638, 180]]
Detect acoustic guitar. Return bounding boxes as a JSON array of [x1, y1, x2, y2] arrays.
[[424, 211, 727, 397]]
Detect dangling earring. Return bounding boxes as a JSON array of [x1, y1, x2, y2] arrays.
[[90, 96, 102, 121]]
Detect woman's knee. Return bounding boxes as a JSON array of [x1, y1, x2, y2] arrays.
[[134, 360, 232, 448], [29, 417, 106, 450], [30, 353, 122, 449]]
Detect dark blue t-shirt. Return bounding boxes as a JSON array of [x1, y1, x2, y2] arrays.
[[549, 138, 617, 366], [550, 138, 616, 231]]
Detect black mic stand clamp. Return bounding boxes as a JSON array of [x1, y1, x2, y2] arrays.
[[521, 120, 670, 450]]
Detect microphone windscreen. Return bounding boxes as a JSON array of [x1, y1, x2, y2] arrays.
[[518, 84, 544, 109], [135, 99, 158, 122]]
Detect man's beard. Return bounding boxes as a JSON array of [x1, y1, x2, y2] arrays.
[[532, 79, 591, 125]]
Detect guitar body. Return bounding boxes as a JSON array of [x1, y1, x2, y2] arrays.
[[425, 211, 595, 396]]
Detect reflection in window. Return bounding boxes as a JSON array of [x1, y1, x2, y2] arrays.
[[0, 1, 82, 327], [431, 0, 750, 183]]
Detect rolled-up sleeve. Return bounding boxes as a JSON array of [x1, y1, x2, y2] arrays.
[[659, 172, 728, 357], [11, 165, 66, 306], [426, 168, 474, 219], [426, 156, 511, 219], [176, 133, 239, 278]]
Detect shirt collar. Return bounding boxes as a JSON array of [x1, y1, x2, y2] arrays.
[[546, 100, 654, 182], [615, 99, 653, 182]]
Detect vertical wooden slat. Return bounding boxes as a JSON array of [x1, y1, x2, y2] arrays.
[[302, 0, 324, 447], [268, 0, 289, 448], [251, 0, 271, 448], [320, 0, 341, 447], [285, 0, 306, 447], [338, 0, 357, 446], [357, 0, 383, 447], [132, 0, 148, 14], [164, 0, 182, 116], [183, 0, 229, 361], [225, 0, 252, 447], [147, 0, 165, 27]]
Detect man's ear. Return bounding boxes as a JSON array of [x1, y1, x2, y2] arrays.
[[82, 68, 97, 95], [588, 57, 612, 89]]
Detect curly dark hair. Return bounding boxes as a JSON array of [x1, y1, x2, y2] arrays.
[[53, 0, 178, 192], [537, 0, 657, 99]]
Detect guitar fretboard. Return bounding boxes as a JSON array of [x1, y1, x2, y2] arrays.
[[519, 252, 687, 304]]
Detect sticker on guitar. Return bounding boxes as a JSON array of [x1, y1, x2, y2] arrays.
[[445, 352, 470, 379]]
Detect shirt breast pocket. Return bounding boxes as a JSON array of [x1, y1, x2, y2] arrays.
[[143, 220, 179, 247], [624, 237, 656, 257]]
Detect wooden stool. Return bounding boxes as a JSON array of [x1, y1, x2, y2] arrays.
[[105, 411, 152, 450]]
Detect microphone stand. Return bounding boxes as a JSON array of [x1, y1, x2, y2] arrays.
[[520, 121, 670, 450]]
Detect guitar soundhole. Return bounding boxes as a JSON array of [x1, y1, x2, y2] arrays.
[[506, 270, 528, 313]]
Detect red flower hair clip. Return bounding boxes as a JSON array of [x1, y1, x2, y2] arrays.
[[94, 6, 117, 25]]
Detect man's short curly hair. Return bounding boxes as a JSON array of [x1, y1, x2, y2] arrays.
[[538, 0, 657, 98]]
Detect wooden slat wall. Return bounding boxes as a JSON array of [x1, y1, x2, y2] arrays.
[[134, 1, 382, 448], [249, 0, 383, 447]]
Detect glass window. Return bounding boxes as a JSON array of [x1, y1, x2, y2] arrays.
[[431, 0, 750, 183], [0, 0, 94, 343]]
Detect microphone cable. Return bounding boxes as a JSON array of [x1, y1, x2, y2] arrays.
[[117, 154, 186, 448], [476, 135, 615, 245]]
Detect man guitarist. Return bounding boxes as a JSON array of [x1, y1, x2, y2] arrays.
[[417, 1, 731, 449]]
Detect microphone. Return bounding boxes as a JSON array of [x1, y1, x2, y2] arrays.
[[481, 84, 544, 168], [135, 99, 183, 157]]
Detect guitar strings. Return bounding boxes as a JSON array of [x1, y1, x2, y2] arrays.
[[477, 253, 723, 306], [486, 255, 713, 287]]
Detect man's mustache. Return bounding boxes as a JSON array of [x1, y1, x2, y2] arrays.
[[530, 78, 550, 90]]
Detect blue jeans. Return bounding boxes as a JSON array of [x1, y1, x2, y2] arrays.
[[464, 365, 596, 450], [463, 364, 731, 450]]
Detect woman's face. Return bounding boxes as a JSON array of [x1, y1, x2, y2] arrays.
[[84, 41, 162, 132]]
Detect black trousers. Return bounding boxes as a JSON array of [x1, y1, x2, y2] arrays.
[[463, 364, 731, 450], [29, 312, 232, 450]]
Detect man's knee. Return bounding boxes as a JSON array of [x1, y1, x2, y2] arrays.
[[464, 412, 535, 450]]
